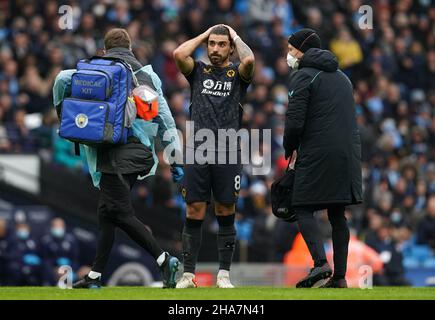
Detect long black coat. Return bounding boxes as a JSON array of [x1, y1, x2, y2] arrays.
[[283, 48, 362, 208]]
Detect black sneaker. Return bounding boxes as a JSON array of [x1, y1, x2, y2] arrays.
[[296, 263, 333, 288], [72, 275, 102, 289], [160, 253, 180, 289], [319, 278, 348, 288]]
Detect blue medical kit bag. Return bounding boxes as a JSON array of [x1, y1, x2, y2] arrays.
[[59, 56, 137, 153]]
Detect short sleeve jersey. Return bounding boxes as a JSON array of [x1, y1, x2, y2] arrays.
[[184, 60, 250, 151]]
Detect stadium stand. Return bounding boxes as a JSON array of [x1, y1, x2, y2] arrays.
[[0, 0, 433, 286]]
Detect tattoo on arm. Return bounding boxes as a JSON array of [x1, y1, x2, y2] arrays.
[[235, 37, 254, 62], [234, 37, 255, 80]]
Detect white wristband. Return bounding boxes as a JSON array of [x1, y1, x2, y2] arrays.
[[233, 35, 240, 42]]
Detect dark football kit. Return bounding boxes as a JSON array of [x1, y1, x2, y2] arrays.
[[182, 60, 250, 204]]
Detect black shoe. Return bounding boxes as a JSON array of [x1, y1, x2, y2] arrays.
[[160, 253, 180, 289], [72, 275, 102, 289], [296, 263, 333, 288], [319, 278, 348, 288]]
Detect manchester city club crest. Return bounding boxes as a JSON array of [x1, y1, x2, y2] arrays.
[[75, 113, 88, 128]]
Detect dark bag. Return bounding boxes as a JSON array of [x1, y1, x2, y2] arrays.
[[271, 165, 297, 223]]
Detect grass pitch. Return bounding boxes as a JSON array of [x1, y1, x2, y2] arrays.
[[0, 286, 434, 300]]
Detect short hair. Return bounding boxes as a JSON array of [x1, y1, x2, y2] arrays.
[[104, 28, 131, 50], [208, 25, 233, 46]]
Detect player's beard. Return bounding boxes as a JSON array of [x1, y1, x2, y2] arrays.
[[209, 52, 229, 66]]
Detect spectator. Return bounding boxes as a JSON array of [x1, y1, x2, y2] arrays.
[[40, 218, 79, 286], [247, 0, 274, 24], [0, 107, 11, 151], [416, 195, 435, 250], [5, 222, 42, 286], [365, 222, 411, 286], [241, 180, 268, 218], [330, 28, 363, 73], [0, 218, 9, 285], [249, 205, 278, 262], [5, 109, 35, 152]]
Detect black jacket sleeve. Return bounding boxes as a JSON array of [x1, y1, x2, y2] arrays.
[[283, 70, 312, 157]]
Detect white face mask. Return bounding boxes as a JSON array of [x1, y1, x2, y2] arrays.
[[286, 53, 299, 69]]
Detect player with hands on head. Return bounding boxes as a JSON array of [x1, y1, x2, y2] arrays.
[[173, 24, 254, 288]]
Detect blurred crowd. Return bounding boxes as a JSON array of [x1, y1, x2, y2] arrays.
[[0, 0, 434, 286], [0, 217, 88, 286]]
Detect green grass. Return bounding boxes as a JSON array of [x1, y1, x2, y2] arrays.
[[0, 287, 434, 300]]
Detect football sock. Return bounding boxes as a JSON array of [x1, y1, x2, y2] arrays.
[[182, 218, 203, 274], [328, 206, 349, 279], [217, 269, 230, 278], [156, 252, 167, 267], [216, 214, 236, 271]]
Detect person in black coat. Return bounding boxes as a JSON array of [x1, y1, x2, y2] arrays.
[[283, 29, 363, 288]]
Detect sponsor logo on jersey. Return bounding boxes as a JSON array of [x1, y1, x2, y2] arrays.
[[203, 79, 215, 89], [201, 79, 232, 97]]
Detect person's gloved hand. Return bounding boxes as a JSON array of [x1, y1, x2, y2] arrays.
[[23, 254, 41, 266], [171, 166, 184, 183]]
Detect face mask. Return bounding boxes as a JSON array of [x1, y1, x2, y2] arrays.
[[17, 230, 29, 240], [391, 211, 402, 224], [275, 93, 287, 104], [51, 227, 65, 238], [286, 53, 299, 69]]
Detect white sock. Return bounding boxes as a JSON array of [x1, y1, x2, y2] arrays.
[[156, 252, 167, 267], [88, 271, 101, 279], [183, 272, 195, 278], [217, 269, 230, 278]]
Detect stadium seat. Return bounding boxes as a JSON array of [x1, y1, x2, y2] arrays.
[[403, 257, 420, 269], [423, 257, 435, 269], [410, 245, 432, 263]]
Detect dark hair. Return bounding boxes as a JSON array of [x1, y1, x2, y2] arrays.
[[104, 28, 131, 50], [208, 25, 233, 46]]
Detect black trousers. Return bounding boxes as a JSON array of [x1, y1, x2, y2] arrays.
[[295, 204, 349, 279], [92, 173, 163, 273]]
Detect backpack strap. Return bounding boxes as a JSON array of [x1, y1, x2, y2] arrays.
[[125, 63, 139, 87], [74, 142, 80, 156]]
